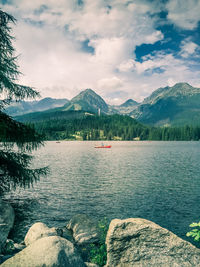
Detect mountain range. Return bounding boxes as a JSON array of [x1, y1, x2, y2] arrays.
[[5, 97, 69, 116], [7, 82, 200, 126]]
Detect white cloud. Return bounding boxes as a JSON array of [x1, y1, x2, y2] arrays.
[[0, 0, 165, 102], [118, 60, 135, 72], [132, 52, 191, 77], [97, 77, 123, 90], [167, 0, 200, 30], [0, 0, 199, 104], [179, 39, 198, 58], [89, 38, 132, 66], [143, 31, 164, 44]]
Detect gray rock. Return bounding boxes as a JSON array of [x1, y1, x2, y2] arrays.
[[67, 214, 100, 245], [24, 222, 62, 246], [61, 226, 74, 242], [0, 199, 15, 253], [1, 236, 86, 267], [106, 218, 200, 267]]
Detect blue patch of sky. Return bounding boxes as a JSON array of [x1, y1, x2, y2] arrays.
[[135, 39, 172, 62], [77, 0, 84, 6], [0, 0, 13, 4], [192, 22, 200, 45], [159, 10, 168, 19], [81, 39, 95, 54]]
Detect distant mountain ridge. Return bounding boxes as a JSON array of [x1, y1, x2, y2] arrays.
[[142, 83, 199, 105], [120, 99, 139, 107], [132, 83, 200, 126], [5, 97, 69, 116], [10, 82, 200, 127]]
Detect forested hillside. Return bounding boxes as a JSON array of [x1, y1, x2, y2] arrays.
[[27, 113, 200, 141]]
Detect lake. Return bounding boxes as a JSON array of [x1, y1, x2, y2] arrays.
[[4, 141, 200, 246]]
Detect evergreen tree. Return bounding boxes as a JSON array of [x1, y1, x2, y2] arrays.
[[0, 10, 48, 193]]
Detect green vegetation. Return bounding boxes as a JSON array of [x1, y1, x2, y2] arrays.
[[20, 112, 200, 141], [89, 218, 109, 266], [186, 222, 200, 242], [27, 113, 148, 141], [0, 10, 48, 193]]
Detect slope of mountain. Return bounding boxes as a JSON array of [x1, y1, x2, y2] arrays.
[[16, 110, 93, 123], [131, 83, 200, 126], [5, 97, 69, 116], [62, 89, 109, 114], [120, 99, 139, 108]]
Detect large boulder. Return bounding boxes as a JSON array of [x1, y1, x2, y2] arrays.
[[0, 199, 15, 253], [67, 214, 100, 245], [106, 218, 200, 267], [1, 236, 86, 267], [24, 222, 62, 246]]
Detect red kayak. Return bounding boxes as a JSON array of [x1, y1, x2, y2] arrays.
[[95, 145, 111, 148]]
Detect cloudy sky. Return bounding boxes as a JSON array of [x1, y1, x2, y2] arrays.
[[1, 0, 200, 104]]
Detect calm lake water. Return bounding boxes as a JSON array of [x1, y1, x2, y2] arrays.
[[4, 141, 200, 246]]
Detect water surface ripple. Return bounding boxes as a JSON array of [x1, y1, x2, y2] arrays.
[[5, 141, 200, 246]]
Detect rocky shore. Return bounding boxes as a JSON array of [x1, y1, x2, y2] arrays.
[[1, 200, 200, 267]]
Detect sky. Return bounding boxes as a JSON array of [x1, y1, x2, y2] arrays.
[[1, 0, 200, 104]]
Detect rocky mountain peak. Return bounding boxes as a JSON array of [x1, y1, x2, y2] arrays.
[[120, 99, 139, 107]]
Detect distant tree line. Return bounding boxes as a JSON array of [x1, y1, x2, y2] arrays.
[[30, 114, 200, 141]]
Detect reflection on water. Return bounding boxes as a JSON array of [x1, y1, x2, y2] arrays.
[[4, 141, 200, 247]]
